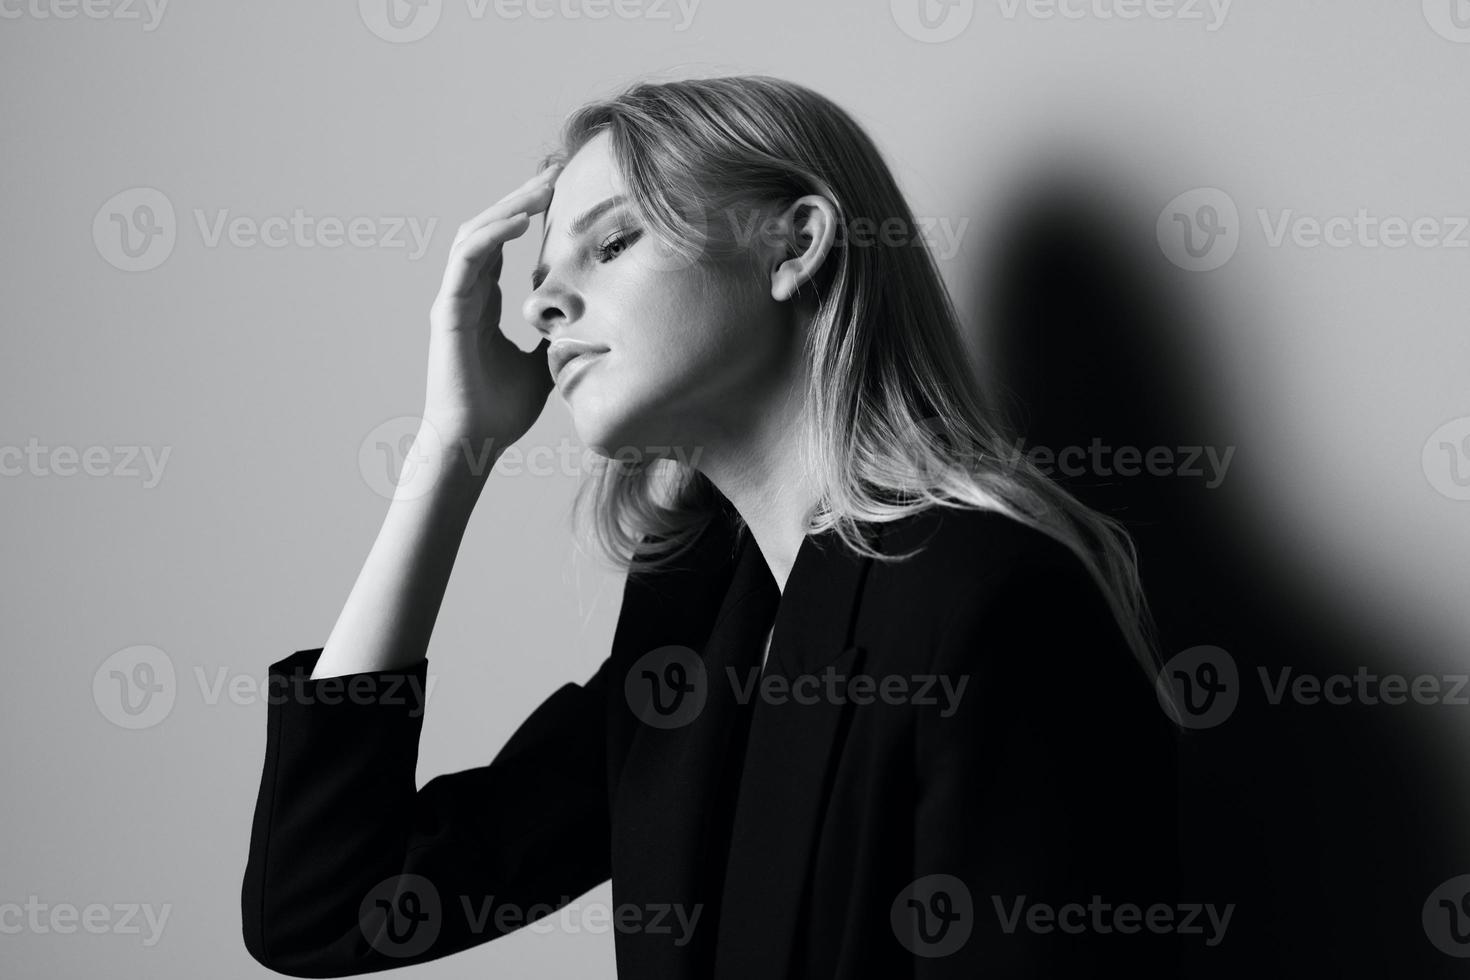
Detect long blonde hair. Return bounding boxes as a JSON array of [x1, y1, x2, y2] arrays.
[[539, 74, 1162, 684]]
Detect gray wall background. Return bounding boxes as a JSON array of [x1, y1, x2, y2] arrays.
[[2, 0, 1468, 976]]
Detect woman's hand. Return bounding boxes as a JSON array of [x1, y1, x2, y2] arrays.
[[421, 165, 561, 460]]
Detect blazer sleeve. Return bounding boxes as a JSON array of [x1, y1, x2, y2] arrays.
[[240, 646, 613, 977], [908, 551, 1184, 978]]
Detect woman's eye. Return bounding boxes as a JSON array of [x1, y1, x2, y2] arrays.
[[594, 229, 640, 262]]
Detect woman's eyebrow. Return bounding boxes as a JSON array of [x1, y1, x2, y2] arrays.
[[562, 195, 628, 238], [532, 194, 629, 288]]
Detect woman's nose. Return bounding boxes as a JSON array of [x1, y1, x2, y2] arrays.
[[522, 282, 582, 335]]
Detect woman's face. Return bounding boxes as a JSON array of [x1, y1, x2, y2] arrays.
[[522, 131, 803, 462]]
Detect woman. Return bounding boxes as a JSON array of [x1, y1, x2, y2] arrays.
[[241, 75, 1182, 978]]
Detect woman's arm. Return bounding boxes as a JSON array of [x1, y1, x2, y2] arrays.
[[311, 437, 487, 679], [313, 168, 558, 680], [241, 646, 614, 977], [241, 169, 596, 976]]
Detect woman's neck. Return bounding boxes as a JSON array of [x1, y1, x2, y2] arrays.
[[695, 372, 817, 596]]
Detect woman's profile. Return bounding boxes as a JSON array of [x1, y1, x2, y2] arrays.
[[241, 74, 1182, 978]]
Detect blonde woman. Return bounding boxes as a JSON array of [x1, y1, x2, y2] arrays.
[[242, 75, 1181, 978]]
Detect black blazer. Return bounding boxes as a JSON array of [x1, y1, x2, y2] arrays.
[[241, 503, 1182, 978]]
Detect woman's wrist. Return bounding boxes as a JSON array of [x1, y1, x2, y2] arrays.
[[391, 421, 503, 498]]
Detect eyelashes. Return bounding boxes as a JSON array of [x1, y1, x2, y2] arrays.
[[532, 226, 643, 290], [594, 228, 642, 262]]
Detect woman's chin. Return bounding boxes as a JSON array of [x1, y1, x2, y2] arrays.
[[566, 381, 680, 465], [569, 404, 646, 463]]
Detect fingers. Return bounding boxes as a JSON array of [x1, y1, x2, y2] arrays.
[[439, 212, 528, 300], [435, 163, 563, 311], [452, 164, 562, 248]]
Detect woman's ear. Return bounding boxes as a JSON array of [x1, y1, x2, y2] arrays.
[[770, 194, 838, 302]]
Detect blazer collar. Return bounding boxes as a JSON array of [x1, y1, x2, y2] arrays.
[[612, 515, 883, 980], [709, 520, 879, 979], [736, 518, 879, 676]]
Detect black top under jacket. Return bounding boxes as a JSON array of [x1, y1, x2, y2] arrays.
[[241, 502, 1183, 978]]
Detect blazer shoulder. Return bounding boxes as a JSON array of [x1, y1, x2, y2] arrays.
[[870, 505, 1155, 712], [872, 504, 1091, 602], [864, 505, 1126, 666]]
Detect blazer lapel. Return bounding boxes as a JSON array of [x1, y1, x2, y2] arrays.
[[712, 521, 881, 980], [612, 523, 784, 979]]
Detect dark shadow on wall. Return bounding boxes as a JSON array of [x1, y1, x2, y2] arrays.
[[972, 170, 1469, 978]]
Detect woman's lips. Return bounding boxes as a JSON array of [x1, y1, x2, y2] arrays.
[[554, 350, 605, 393], [548, 338, 610, 384]]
